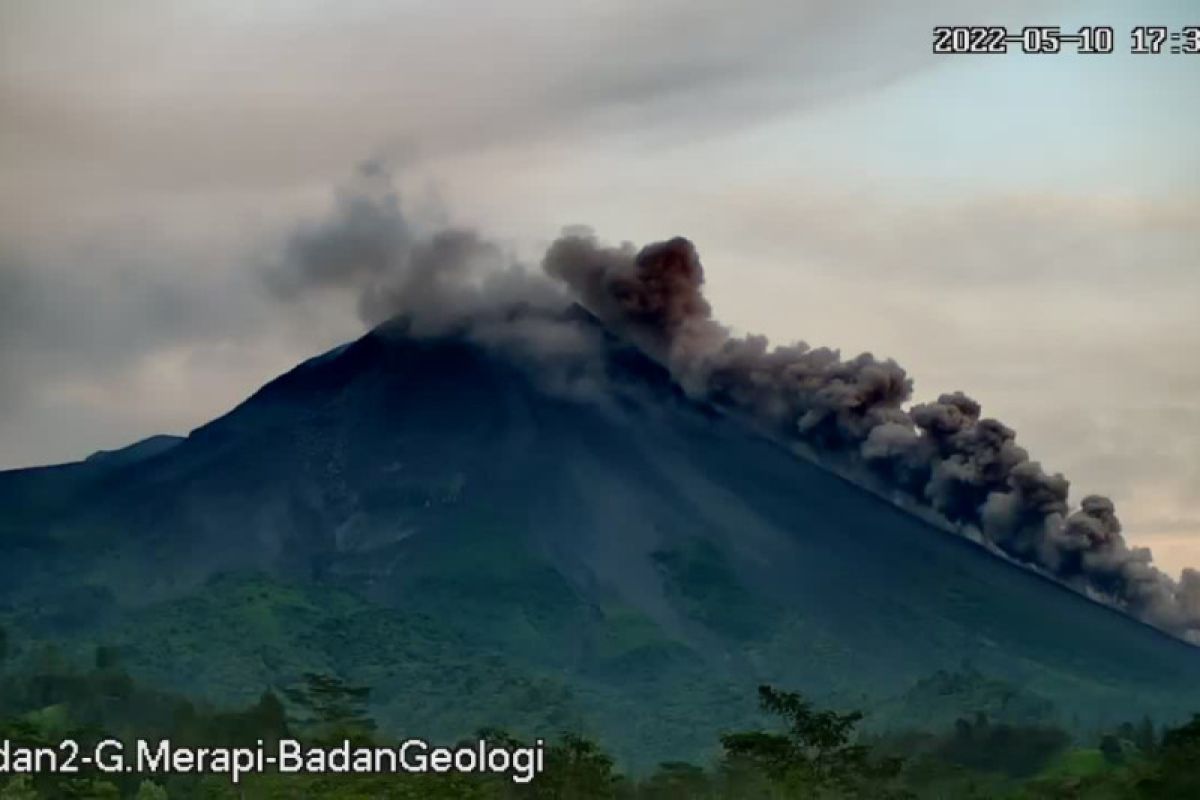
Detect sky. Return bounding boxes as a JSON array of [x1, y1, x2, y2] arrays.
[[1, 0, 1197, 575]]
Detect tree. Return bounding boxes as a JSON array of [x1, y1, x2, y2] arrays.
[[1099, 734, 1123, 764], [58, 778, 120, 800], [282, 672, 375, 741], [1136, 714, 1200, 798], [0, 776, 39, 800], [720, 685, 906, 798], [936, 714, 1069, 778], [1135, 715, 1158, 754], [93, 645, 121, 672], [640, 762, 712, 800], [132, 780, 169, 800], [244, 689, 289, 741], [527, 733, 623, 799]]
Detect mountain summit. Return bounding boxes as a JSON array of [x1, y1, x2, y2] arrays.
[[1, 308, 1198, 765]]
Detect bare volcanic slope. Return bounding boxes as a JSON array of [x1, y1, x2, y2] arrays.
[[0, 309, 1198, 766]]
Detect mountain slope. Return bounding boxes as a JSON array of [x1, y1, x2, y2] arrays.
[[1, 313, 1197, 766]]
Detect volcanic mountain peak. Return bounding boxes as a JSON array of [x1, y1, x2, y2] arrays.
[[1, 316, 1198, 765]]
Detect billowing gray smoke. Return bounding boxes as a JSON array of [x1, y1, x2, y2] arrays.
[[267, 161, 607, 397], [267, 159, 568, 332], [544, 231, 1200, 644], [268, 164, 1199, 643]]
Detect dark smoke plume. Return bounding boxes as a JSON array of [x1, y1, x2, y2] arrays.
[[544, 231, 1200, 644], [267, 161, 607, 397], [268, 163, 1198, 643], [268, 159, 566, 330]]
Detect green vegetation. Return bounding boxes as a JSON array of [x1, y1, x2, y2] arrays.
[[12, 574, 586, 745], [2, 568, 1192, 783], [0, 626, 1197, 799], [650, 540, 779, 641], [2, 571, 762, 770]]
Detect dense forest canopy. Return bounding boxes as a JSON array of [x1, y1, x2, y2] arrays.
[[0, 628, 1197, 799]]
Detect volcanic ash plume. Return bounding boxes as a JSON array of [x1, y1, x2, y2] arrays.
[[544, 231, 1200, 644], [266, 160, 608, 397]]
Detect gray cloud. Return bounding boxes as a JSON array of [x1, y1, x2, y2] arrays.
[[0, 0, 1047, 206], [266, 160, 561, 327], [0, 257, 32, 411], [265, 159, 611, 397], [709, 190, 1200, 290]]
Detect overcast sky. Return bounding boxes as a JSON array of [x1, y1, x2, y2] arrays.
[[1, 0, 1197, 576]]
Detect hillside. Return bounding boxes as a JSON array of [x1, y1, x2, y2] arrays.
[[1, 311, 1197, 766]]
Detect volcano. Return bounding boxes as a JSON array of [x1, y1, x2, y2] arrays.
[[1, 308, 1198, 766]]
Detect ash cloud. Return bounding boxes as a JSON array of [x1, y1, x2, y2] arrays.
[[266, 161, 606, 396], [263, 164, 1200, 642], [544, 231, 1200, 644]]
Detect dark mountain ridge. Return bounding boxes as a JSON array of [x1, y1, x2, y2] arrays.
[[1, 310, 1197, 765]]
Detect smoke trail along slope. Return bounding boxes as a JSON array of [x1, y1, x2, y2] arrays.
[[265, 164, 1198, 643], [543, 232, 1200, 644]]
